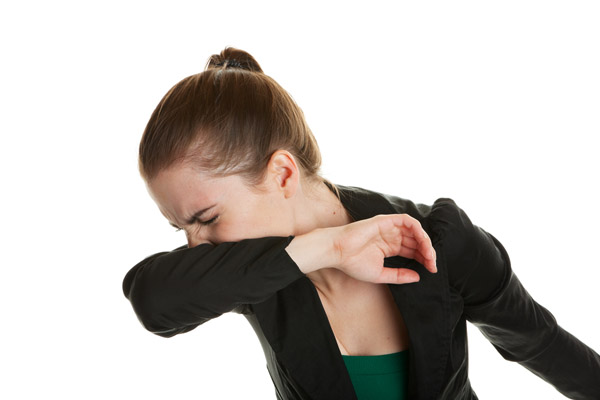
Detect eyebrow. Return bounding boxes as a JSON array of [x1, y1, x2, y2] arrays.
[[185, 205, 215, 224], [167, 205, 216, 230]]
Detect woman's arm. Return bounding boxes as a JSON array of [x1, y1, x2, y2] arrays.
[[288, 213, 437, 281], [123, 237, 301, 337], [433, 199, 600, 399], [124, 214, 436, 338]]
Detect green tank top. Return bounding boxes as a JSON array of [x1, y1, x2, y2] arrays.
[[342, 351, 409, 400]]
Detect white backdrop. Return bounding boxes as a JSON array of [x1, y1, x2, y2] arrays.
[[1, 1, 598, 399]]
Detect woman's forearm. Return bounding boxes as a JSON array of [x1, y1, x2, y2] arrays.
[[287, 214, 436, 284], [285, 228, 337, 274]]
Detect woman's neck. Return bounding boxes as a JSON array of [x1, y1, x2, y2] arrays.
[[292, 180, 352, 234], [293, 180, 358, 292]]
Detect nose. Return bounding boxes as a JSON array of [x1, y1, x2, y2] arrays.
[[186, 233, 213, 248], [186, 233, 202, 248]]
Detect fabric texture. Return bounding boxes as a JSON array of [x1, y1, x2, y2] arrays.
[[343, 351, 409, 400], [123, 185, 600, 399]]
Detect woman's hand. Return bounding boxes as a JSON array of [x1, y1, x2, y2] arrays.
[[334, 214, 436, 283], [286, 214, 437, 284]]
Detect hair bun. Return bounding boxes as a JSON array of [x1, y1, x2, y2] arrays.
[[206, 47, 263, 73]]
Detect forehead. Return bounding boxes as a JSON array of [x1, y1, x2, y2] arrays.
[[145, 165, 245, 221]]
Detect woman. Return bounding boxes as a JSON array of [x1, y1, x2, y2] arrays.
[[123, 48, 600, 399]]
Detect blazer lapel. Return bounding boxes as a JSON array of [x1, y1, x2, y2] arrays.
[[340, 185, 453, 399], [252, 276, 357, 399], [252, 185, 452, 399], [387, 256, 451, 399]]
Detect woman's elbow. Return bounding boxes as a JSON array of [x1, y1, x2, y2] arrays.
[[126, 277, 208, 338], [123, 267, 185, 337]]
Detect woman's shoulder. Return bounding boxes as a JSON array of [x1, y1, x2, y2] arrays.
[[336, 184, 472, 238], [337, 185, 509, 302]]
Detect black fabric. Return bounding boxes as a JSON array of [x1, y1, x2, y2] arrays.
[[123, 185, 600, 399]]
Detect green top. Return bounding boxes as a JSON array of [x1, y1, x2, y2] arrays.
[[342, 351, 409, 400]]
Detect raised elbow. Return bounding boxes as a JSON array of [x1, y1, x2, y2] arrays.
[[123, 262, 189, 338]]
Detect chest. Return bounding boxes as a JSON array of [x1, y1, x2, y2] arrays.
[[249, 258, 457, 399], [315, 282, 410, 356]]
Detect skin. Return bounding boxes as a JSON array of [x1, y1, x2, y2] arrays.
[[147, 150, 437, 356]]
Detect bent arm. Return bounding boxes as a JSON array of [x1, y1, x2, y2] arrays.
[[464, 236, 600, 399], [434, 199, 600, 399], [123, 214, 436, 338], [123, 237, 303, 337]]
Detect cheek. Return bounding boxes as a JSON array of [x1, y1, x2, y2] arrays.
[[214, 215, 275, 242], [212, 219, 254, 243]]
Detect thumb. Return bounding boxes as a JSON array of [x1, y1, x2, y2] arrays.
[[377, 267, 420, 284]]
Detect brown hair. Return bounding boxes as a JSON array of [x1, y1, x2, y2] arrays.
[[138, 47, 322, 185]]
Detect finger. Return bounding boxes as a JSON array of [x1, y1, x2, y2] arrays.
[[424, 257, 437, 274], [390, 214, 437, 273], [419, 246, 437, 273], [415, 229, 437, 273], [396, 216, 428, 244], [393, 214, 422, 233], [397, 246, 419, 260], [376, 267, 420, 285], [405, 224, 437, 273], [400, 236, 419, 250], [398, 247, 436, 274]]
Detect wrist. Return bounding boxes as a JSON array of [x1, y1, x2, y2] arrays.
[[285, 227, 338, 274]]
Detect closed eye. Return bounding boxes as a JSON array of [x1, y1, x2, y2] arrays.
[[199, 215, 219, 226], [168, 215, 218, 232]]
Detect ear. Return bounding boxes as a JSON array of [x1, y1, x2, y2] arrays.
[[265, 150, 300, 198]]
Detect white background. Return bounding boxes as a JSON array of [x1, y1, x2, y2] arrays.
[[1, 1, 599, 399]]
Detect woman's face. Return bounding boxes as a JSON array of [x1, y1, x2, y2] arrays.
[[147, 163, 294, 247]]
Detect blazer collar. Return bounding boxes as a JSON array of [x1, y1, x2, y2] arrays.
[[255, 185, 452, 399]]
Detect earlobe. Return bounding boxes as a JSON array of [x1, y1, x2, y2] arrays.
[[267, 150, 299, 198]]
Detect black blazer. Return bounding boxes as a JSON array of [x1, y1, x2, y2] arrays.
[[123, 185, 600, 399]]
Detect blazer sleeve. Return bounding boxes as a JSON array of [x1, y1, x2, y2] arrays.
[[122, 236, 304, 338], [431, 199, 600, 399]]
